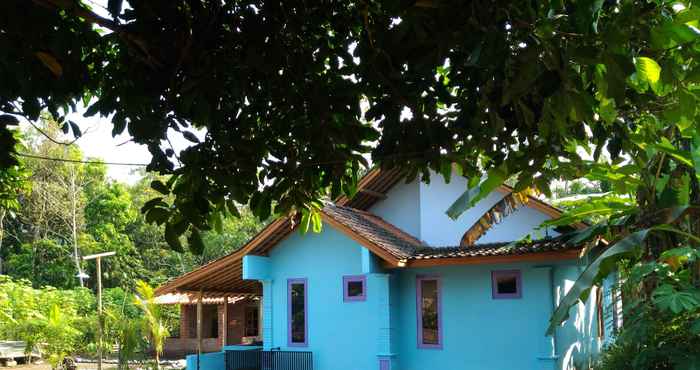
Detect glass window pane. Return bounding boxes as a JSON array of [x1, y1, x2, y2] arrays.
[[290, 282, 306, 344], [420, 279, 439, 345], [497, 276, 518, 294], [347, 280, 364, 297]]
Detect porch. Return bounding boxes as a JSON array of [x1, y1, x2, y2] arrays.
[[155, 291, 263, 358]]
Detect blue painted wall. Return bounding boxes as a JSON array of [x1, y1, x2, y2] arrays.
[[393, 262, 556, 370], [257, 222, 601, 370], [554, 266, 603, 370], [266, 224, 384, 370]]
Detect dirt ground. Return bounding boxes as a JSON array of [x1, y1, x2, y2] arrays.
[[6, 364, 117, 370]]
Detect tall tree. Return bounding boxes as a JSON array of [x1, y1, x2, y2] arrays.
[[0, 131, 29, 274], [4, 0, 699, 252]]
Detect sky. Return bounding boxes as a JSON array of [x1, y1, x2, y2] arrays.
[[20, 106, 202, 184], [13, 0, 155, 183]]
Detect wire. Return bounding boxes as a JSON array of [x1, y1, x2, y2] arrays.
[[14, 148, 442, 168], [15, 152, 149, 167]]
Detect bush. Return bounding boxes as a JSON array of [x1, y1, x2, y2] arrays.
[[0, 275, 161, 368]]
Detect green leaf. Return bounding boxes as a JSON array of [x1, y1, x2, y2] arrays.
[[68, 121, 82, 138], [446, 167, 507, 220], [691, 319, 700, 335], [547, 229, 650, 335], [150, 180, 170, 195], [34, 51, 63, 78], [141, 197, 166, 212], [211, 211, 223, 234], [653, 138, 693, 167], [691, 133, 700, 180], [0, 115, 19, 127], [675, 355, 700, 370], [107, 0, 123, 17], [567, 223, 607, 245], [187, 228, 205, 255], [85, 101, 101, 117], [164, 222, 184, 252], [182, 131, 200, 143], [635, 57, 662, 93], [652, 284, 700, 314], [310, 210, 322, 233], [145, 207, 169, 225], [299, 208, 312, 234]]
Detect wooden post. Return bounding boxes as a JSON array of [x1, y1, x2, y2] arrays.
[[96, 256, 102, 370], [197, 290, 203, 370], [222, 295, 229, 348], [83, 251, 114, 370]]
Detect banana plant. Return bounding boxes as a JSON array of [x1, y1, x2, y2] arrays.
[[134, 280, 169, 370]]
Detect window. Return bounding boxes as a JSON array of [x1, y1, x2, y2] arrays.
[[288, 278, 308, 346], [343, 275, 366, 302], [416, 276, 441, 349], [245, 306, 259, 337], [379, 358, 391, 370], [492, 270, 522, 299], [596, 285, 604, 339]]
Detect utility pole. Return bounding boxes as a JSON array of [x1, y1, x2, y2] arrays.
[[83, 251, 116, 370]]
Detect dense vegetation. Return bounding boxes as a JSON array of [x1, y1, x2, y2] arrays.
[[0, 120, 264, 367], [0, 275, 177, 369], [0, 119, 264, 290]]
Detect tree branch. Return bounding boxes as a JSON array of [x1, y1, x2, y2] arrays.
[[31, 0, 164, 69]]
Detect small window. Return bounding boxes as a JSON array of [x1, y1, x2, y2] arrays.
[[379, 358, 391, 370], [288, 278, 308, 347], [343, 275, 366, 302], [416, 276, 442, 349], [492, 270, 522, 299]]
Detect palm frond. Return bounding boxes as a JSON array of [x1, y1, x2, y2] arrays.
[[460, 191, 529, 246]]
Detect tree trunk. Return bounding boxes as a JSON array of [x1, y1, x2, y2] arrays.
[[69, 168, 84, 287], [0, 209, 5, 274]]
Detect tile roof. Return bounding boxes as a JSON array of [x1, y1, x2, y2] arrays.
[[410, 236, 577, 261], [322, 204, 422, 260], [323, 205, 578, 262]]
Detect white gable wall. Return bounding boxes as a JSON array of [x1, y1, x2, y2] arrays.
[[368, 172, 559, 246], [369, 179, 421, 238]]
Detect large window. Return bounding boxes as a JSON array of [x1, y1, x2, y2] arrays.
[[343, 275, 366, 302], [416, 276, 442, 349], [491, 270, 522, 299], [288, 278, 308, 347]]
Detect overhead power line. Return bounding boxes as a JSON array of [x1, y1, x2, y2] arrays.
[[15, 152, 149, 167]]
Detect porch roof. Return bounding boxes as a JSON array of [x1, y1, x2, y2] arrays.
[[154, 291, 258, 305], [155, 168, 406, 296]]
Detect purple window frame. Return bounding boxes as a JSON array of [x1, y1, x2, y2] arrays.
[[416, 275, 442, 349], [343, 275, 367, 302], [287, 278, 308, 347], [379, 358, 391, 370], [492, 270, 522, 299]]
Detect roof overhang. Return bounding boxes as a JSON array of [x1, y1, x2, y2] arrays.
[[391, 248, 583, 269]]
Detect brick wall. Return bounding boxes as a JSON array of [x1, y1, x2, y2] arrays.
[[164, 300, 258, 358]]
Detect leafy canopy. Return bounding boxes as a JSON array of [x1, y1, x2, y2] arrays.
[[2, 0, 700, 253]]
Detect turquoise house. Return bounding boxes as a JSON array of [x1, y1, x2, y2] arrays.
[[156, 168, 621, 370]]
